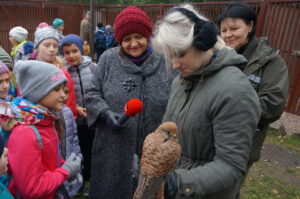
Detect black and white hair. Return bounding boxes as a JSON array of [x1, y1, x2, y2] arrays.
[[153, 4, 225, 69]]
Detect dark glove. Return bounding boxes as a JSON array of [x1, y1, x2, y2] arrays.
[[164, 172, 178, 199], [103, 110, 124, 131]]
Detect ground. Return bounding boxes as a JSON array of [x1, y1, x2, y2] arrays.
[[72, 129, 300, 199], [241, 129, 300, 199]]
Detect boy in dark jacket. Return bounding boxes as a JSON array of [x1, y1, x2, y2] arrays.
[[61, 34, 96, 197]]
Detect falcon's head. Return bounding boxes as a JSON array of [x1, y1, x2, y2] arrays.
[[158, 122, 178, 141]]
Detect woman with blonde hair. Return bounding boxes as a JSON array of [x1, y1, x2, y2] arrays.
[[153, 5, 260, 199]]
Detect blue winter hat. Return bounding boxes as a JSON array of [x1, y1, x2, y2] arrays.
[[52, 18, 64, 29], [61, 34, 84, 55], [0, 134, 4, 157]]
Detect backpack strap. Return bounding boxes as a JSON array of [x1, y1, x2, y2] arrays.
[[13, 125, 43, 199], [28, 125, 43, 150]]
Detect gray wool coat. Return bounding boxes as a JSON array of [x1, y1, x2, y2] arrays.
[[163, 48, 261, 199], [84, 47, 175, 199]]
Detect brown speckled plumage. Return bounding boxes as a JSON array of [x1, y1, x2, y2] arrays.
[[134, 122, 181, 199]]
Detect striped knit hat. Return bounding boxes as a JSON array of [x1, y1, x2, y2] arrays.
[[52, 18, 64, 29], [0, 61, 10, 75], [0, 46, 13, 71], [34, 26, 59, 48]]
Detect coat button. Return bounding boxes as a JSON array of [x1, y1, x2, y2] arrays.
[[185, 188, 192, 194]]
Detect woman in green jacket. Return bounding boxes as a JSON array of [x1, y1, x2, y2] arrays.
[[216, 2, 289, 169], [152, 4, 260, 199], [216, 3, 289, 198]]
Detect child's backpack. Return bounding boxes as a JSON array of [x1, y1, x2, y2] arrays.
[[94, 30, 106, 49]]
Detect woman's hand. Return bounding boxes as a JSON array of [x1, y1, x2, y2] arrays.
[[164, 172, 178, 199], [0, 115, 18, 131], [0, 148, 8, 175], [76, 106, 87, 118], [102, 110, 124, 131]]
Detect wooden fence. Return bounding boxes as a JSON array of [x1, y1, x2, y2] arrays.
[[1, 0, 300, 115]]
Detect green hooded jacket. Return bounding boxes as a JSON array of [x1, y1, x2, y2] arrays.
[[240, 37, 289, 164], [163, 48, 261, 199]]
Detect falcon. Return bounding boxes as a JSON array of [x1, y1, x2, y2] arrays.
[[134, 122, 181, 199]]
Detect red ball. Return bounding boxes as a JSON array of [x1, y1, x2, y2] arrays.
[[125, 98, 143, 116]]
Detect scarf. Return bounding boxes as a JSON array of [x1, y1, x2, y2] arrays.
[[10, 97, 57, 125], [11, 40, 27, 57], [126, 47, 153, 66], [0, 95, 13, 103]]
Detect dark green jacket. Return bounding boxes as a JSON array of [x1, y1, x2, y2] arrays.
[[163, 48, 261, 199], [241, 37, 289, 163]]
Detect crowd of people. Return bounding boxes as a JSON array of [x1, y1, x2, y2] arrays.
[[0, 2, 289, 199]]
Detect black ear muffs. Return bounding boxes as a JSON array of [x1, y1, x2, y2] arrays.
[[170, 7, 218, 51]]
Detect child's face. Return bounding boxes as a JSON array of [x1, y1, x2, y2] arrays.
[[38, 83, 66, 111], [0, 73, 10, 99], [63, 44, 82, 66], [62, 86, 69, 103], [57, 26, 64, 32], [37, 38, 59, 63], [0, 148, 8, 175], [9, 37, 18, 46]]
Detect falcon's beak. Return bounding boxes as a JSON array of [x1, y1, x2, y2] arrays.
[[167, 131, 177, 139]]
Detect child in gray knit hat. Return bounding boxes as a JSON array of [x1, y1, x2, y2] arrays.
[[33, 26, 77, 116], [34, 26, 59, 49], [6, 60, 82, 199], [9, 26, 34, 62]]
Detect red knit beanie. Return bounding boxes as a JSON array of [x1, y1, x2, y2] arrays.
[[114, 6, 153, 44]]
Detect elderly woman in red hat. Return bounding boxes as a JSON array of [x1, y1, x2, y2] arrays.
[[84, 6, 175, 199]]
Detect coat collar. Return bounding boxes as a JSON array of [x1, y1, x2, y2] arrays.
[[181, 48, 247, 82], [117, 47, 163, 77], [242, 37, 278, 67], [65, 56, 92, 70]]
